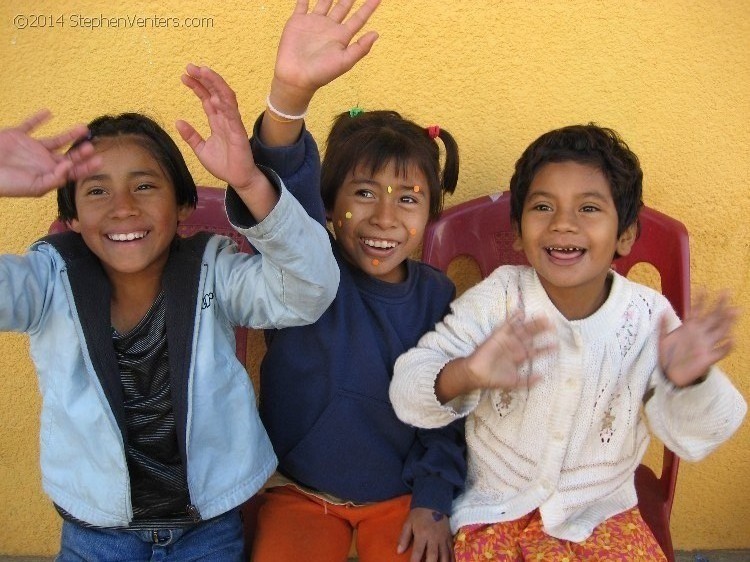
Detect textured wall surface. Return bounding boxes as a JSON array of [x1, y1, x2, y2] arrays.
[[0, 0, 748, 555]]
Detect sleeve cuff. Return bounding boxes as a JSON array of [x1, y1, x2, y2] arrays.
[[409, 474, 456, 515], [224, 164, 283, 230]]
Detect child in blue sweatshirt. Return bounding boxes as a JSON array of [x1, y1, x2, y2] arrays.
[[236, 2, 466, 561]]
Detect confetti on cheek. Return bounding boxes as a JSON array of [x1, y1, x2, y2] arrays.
[[372, 259, 380, 266], [345, 211, 353, 219], [409, 228, 417, 237], [337, 220, 342, 227], [413, 185, 420, 193], [387, 185, 393, 194]]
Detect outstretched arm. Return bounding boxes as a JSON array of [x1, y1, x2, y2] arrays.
[[177, 64, 278, 221], [261, 0, 381, 147], [0, 110, 100, 197], [659, 291, 738, 387]]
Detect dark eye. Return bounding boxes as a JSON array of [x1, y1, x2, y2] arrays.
[[355, 189, 375, 199], [532, 203, 552, 212], [581, 205, 599, 212], [86, 187, 106, 196], [400, 194, 419, 204], [136, 183, 155, 191]]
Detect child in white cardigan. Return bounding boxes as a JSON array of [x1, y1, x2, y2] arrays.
[[389, 124, 746, 561]]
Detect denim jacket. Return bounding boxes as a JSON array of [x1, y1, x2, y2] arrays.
[[0, 174, 339, 527]]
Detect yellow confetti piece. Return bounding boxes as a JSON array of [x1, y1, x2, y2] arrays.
[[387, 185, 393, 194], [372, 259, 380, 266], [345, 211, 352, 219], [413, 185, 420, 192]]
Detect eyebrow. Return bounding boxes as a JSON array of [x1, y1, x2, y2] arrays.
[[79, 169, 162, 184], [527, 190, 609, 201]]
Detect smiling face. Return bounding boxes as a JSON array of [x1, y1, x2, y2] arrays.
[[330, 160, 430, 283], [69, 136, 191, 292], [514, 161, 636, 319]]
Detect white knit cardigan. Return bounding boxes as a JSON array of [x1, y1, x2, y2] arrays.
[[390, 265, 746, 542]]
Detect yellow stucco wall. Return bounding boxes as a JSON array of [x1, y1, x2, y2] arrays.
[[0, 0, 747, 555]]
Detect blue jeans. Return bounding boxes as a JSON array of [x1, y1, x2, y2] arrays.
[[56, 508, 244, 562]]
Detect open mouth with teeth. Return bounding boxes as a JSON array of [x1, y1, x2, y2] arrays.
[[107, 231, 148, 242], [362, 237, 399, 250], [545, 246, 585, 260]]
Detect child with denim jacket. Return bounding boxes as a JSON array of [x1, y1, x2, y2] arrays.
[[0, 66, 338, 561]]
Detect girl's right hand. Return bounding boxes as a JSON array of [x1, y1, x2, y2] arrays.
[[466, 313, 556, 390], [435, 313, 556, 403], [0, 110, 100, 197], [269, 0, 381, 114]]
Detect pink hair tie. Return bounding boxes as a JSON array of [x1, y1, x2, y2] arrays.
[[427, 125, 440, 139]]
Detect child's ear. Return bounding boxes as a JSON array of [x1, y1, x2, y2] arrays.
[[615, 222, 638, 257], [177, 205, 193, 223], [68, 218, 81, 233]]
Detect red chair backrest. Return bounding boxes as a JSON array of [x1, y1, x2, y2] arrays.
[[48, 186, 252, 362], [422, 191, 689, 561]]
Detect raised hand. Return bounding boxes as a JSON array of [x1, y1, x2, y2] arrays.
[[177, 65, 256, 188], [466, 313, 555, 389], [436, 313, 556, 404], [177, 64, 278, 220], [271, 0, 381, 109], [659, 292, 738, 387], [0, 110, 100, 197]]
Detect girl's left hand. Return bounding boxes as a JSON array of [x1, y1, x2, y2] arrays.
[[659, 291, 738, 387], [397, 507, 454, 562], [177, 64, 263, 191]]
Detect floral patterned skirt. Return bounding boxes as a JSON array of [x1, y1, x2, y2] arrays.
[[454, 507, 666, 561]]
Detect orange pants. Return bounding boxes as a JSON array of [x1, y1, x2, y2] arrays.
[[251, 485, 413, 562]]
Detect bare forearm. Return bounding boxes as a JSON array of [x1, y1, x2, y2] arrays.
[[259, 78, 313, 147], [435, 357, 477, 404], [233, 165, 280, 222]]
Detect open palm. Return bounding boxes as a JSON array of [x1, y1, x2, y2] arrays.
[[273, 0, 381, 95], [177, 65, 258, 190], [659, 292, 737, 387], [0, 110, 98, 197]]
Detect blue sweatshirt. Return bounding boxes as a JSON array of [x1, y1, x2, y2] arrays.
[[251, 119, 466, 514]]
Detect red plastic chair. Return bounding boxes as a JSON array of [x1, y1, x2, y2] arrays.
[[422, 191, 689, 562]]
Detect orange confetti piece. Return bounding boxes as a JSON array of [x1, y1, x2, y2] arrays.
[[413, 185, 420, 192], [409, 228, 417, 236], [372, 259, 380, 266]]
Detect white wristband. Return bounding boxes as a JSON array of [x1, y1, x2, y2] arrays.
[[266, 94, 308, 121]]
